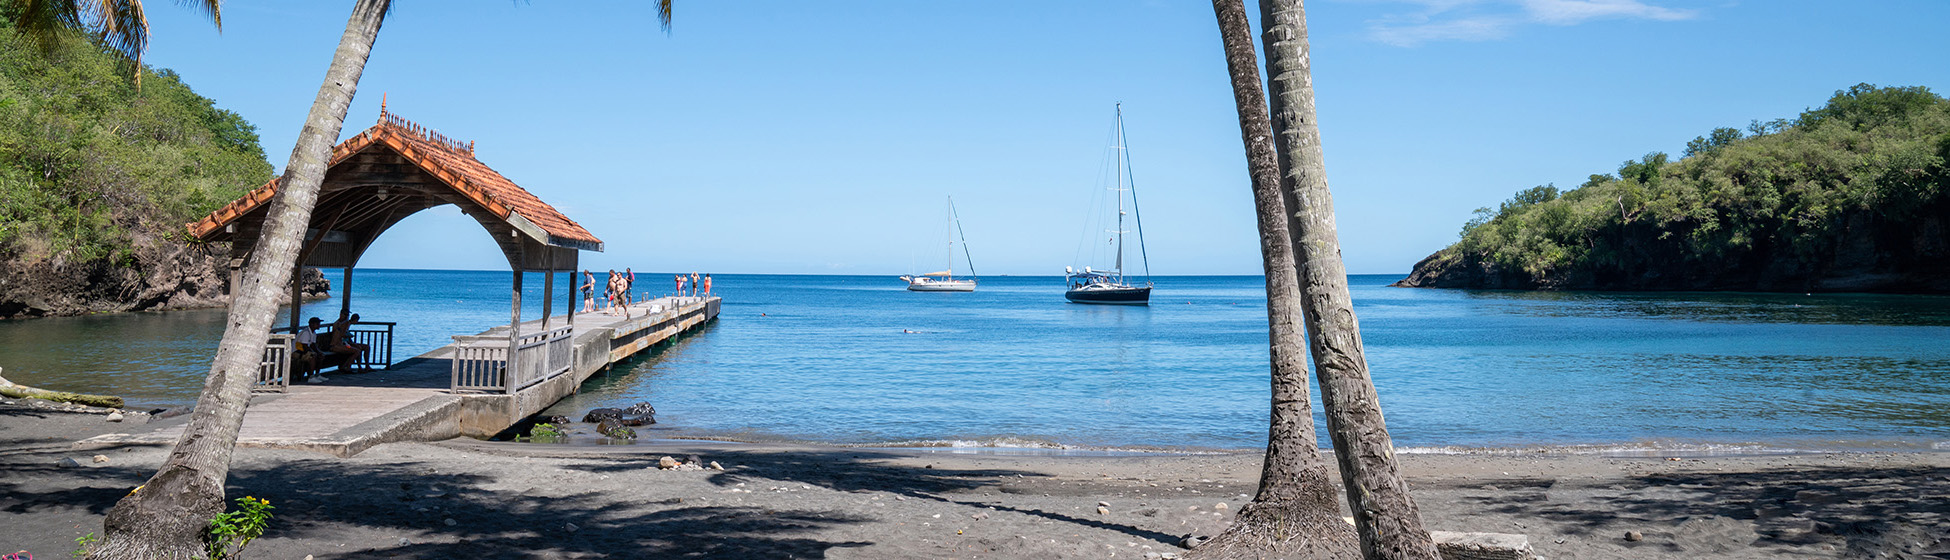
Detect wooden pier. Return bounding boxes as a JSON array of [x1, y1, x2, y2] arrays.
[[82, 106, 728, 457], [83, 295, 719, 456]]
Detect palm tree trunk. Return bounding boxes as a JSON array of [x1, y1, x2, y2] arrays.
[[1188, 0, 1358, 558], [90, 1, 392, 557], [1255, 1, 1441, 559]]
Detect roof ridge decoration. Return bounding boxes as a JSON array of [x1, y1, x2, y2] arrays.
[[378, 96, 474, 156]]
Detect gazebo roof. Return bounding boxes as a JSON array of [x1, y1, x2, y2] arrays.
[[189, 105, 601, 271]]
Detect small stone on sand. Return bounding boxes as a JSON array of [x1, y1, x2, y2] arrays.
[[1214, 502, 1228, 511], [709, 461, 724, 470], [56, 457, 80, 468], [1625, 530, 1643, 542], [106, 412, 124, 422], [564, 522, 580, 532], [444, 518, 457, 526], [658, 456, 679, 469], [92, 455, 109, 464], [1097, 506, 1111, 515]]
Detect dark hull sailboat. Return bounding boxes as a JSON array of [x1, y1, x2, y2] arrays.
[[1065, 104, 1154, 306], [1064, 284, 1151, 305]]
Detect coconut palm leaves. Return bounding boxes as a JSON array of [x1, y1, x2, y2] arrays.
[[6, 0, 222, 86]]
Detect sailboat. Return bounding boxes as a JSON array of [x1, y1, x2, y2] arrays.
[[900, 197, 978, 292], [1065, 104, 1153, 305]]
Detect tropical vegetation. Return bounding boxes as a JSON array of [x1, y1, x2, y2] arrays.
[[0, 12, 269, 267], [1402, 84, 1950, 292]]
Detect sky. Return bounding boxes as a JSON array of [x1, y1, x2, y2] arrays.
[[138, 0, 1950, 276]]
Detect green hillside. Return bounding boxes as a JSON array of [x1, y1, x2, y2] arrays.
[[0, 14, 271, 266], [1398, 84, 1950, 293], [0, 13, 276, 317]]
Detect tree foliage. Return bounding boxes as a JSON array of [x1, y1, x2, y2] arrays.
[[0, 14, 270, 265], [1425, 84, 1950, 289]]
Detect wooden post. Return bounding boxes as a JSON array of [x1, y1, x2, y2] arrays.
[[566, 269, 576, 331], [289, 261, 302, 333], [508, 264, 521, 394], [340, 266, 354, 318], [542, 250, 555, 331], [507, 234, 524, 394]]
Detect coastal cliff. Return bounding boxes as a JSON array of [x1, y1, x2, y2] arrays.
[[1397, 84, 1950, 294], [0, 17, 308, 318]]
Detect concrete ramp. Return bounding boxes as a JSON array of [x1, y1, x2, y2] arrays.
[[82, 386, 458, 457]]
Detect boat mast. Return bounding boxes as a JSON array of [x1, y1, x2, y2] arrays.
[[1114, 104, 1126, 285], [952, 197, 977, 280]]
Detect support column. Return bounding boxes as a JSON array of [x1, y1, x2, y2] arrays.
[[542, 250, 555, 331], [340, 266, 354, 318], [566, 269, 576, 331], [508, 263, 522, 395], [289, 262, 303, 333]]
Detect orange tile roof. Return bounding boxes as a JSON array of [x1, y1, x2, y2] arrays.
[[187, 107, 601, 250]]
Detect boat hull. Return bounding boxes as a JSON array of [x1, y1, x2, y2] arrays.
[[1065, 286, 1150, 305], [908, 280, 976, 292]]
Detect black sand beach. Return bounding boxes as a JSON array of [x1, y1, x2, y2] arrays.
[[4, 402, 1946, 559]]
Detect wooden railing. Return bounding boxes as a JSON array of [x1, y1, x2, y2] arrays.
[[254, 334, 294, 392], [343, 322, 396, 370], [450, 325, 574, 393], [264, 321, 395, 382]]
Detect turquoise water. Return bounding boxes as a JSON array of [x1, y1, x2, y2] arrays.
[[3, 271, 1948, 452]]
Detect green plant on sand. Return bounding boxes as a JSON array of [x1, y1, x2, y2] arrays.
[[205, 496, 273, 560]]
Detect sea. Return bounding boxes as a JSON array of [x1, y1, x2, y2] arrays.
[[3, 271, 1948, 455]]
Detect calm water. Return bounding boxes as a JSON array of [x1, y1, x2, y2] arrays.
[[4, 271, 1949, 452]]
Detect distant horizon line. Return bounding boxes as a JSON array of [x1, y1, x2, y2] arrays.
[[328, 268, 1414, 277]]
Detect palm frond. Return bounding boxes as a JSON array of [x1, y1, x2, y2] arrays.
[[656, 0, 671, 33], [9, 0, 85, 53], [175, 0, 220, 32]]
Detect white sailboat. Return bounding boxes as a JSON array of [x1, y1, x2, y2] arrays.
[[901, 197, 978, 292], [1066, 104, 1153, 305]]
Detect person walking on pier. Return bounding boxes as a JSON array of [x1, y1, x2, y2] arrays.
[[703, 274, 712, 296], [624, 267, 637, 307], [581, 270, 596, 314], [690, 271, 701, 297], [675, 274, 686, 299]]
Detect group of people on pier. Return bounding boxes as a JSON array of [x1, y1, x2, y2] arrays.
[[676, 271, 711, 298], [293, 311, 370, 383], [577, 269, 711, 318]]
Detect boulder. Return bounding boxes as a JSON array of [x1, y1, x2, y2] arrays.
[[582, 408, 623, 423]]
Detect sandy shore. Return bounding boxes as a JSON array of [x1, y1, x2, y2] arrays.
[[4, 403, 1946, 559]]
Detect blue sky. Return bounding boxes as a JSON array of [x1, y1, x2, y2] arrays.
[[140, 0, 1950, 275]]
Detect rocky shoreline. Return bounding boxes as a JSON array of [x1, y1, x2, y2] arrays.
[[0, 239, 330, 319]]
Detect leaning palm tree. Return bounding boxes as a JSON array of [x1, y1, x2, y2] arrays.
[[7, 0, 222, 87], [1254, 0, 1440, 558], [86, 2, 672, 557], [1187, 0, 1360, 558]]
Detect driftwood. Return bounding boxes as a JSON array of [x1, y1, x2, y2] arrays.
[[0, 367, 125, 409]]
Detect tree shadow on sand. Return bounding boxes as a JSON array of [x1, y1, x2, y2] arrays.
[[1459, 464, 1950, 558], [224, 458, 876, 559], [558, 448, 1185, 543]]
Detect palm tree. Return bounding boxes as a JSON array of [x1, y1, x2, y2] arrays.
[[1255, 0, 1440, 558], [86, 2, 672, 557], [1188, 0, 1359, 558], [7, 0, 222, 87]]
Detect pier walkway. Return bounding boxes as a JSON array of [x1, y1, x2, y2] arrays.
[[83, 295, 719, 456]]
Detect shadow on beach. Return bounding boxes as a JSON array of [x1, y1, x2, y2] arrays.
[[1449, 462, 1950, 558]]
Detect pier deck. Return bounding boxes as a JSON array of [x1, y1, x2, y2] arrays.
[[83, 295, 720, 456]]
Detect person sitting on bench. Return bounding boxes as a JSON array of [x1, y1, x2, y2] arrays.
[[296, 317, 326, 382], [328, 313, 370, 372]]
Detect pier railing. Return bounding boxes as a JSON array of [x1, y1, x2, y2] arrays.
[[450, 325, 574, 393], [266, 320, 396, 375], [254, 333, 295, 392]]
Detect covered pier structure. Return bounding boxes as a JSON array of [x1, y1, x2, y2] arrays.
[[83, 106, 721, 455]]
